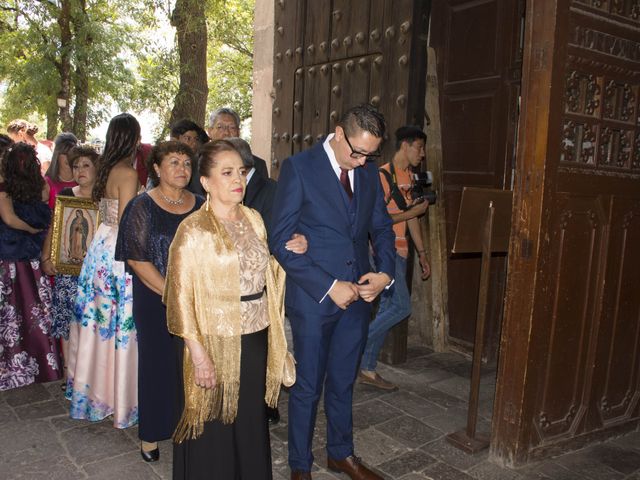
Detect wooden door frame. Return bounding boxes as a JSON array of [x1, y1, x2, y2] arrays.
[[491, 0, 640, 464], [491, 0, 564, 465]]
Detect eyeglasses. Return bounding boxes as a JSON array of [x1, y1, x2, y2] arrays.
[[215, 124, 239, 133], [344, 135, 381, 160]]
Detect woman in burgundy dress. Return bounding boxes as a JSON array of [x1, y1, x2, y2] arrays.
[[0, 142, 61, 390]]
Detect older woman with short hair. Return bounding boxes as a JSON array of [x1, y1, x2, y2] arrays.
[[164, 140, 291, 480], [115, 141, 203, 462]]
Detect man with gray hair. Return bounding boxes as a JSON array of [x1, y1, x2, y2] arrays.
[[208, 107, 269, 180]]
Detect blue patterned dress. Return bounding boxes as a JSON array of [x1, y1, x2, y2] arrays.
[[50, 188, 81, 340], [65, 197, 138, 428]]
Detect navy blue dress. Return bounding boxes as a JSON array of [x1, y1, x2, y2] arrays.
[[115, 192, 203, 441]]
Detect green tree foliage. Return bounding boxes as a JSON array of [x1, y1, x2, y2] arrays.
[[0, 0, 147, 140], [0, 0, 256, 139], [206, 0, 255, 122]]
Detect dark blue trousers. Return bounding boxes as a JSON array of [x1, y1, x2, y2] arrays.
[[287, 300, 371, 472]]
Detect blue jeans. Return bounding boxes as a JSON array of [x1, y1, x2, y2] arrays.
[[360, 253, 411, 371]]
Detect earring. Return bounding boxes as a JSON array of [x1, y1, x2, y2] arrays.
[[206, 191, 210, 211]]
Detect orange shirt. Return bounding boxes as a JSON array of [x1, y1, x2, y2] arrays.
[[379, 162, 413, 258]]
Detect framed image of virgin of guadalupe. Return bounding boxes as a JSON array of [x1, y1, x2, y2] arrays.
[[51, 195, 100, 275]]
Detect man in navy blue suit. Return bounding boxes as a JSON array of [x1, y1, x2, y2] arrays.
[[270, 104, 396, 480]]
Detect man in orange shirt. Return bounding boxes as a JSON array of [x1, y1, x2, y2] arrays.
[[358, 125, 431, 390]]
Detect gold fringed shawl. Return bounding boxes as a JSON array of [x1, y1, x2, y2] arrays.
[[163, 205, 287, 442]]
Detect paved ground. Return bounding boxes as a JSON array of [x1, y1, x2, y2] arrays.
[[2, 344, 640, 479]]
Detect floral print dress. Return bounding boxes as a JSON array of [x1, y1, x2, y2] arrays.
[[65, 198, 138, 428], [0, 186, 61, 391]]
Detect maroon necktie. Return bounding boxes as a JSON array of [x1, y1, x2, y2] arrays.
[[339, 168, 353, 200]]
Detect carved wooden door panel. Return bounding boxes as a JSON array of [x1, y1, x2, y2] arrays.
[[492, 0, 640, 464], [429, 0, 522, 358], [272, 0, 429, 177]]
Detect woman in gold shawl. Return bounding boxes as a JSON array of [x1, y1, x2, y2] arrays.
[[164, 140, 295, 480]]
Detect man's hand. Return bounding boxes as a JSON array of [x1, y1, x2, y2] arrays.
[[355, 272, 392, 302], [285, 233, 308, 254], [328, 280, 360, 310], [418, 252, 431, 280], [408, 199, 428, 219]]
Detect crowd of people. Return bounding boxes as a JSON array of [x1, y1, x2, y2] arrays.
[[0, 104, 430, 480]]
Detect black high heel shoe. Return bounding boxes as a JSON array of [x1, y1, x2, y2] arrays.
[[140, 447, 160, 462]]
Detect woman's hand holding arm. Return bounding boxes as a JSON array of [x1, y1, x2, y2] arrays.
[[184, 338, 216, 389], [285, 232, 308, 254]]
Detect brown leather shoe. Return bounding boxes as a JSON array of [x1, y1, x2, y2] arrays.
[[358, 370, 398, 391], [290, 471, 312, 480], [327, 456, 383, 479]]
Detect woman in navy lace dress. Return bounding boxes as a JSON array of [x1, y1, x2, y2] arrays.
[[115, 141, 203, 462], [0, 142, 61, 390]]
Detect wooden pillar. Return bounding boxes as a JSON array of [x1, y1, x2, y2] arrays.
[[424, 46, 448, 352], [251, 0, 275, 170], [491, 0, 562, 465]]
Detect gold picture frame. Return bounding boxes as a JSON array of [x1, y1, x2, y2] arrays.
[[51, 195, 100, 275]]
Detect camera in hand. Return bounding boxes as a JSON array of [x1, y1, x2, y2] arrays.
[[410, 171, 437, 205]]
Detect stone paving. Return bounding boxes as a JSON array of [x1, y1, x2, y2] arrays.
[[2, 344, 640, 479]]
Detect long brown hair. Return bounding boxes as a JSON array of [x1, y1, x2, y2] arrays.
[[92, 113, 141, 202], [2, 143, 45, 203]]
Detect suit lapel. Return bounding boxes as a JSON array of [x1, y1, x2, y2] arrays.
[[311, 144, 351, 226]]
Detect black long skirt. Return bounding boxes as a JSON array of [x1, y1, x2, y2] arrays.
[[173, 327, 272, 480], [132, 274, 179, 442]]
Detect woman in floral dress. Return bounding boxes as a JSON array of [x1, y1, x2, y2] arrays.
[[65, 113, 141, 428], [0, 142, 61, 390]]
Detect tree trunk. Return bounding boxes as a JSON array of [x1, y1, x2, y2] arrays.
[[45, 103, 58, 140], [169, 0, 208, 127], [72, 0, 89, 141], [57, 0, 73, 133]]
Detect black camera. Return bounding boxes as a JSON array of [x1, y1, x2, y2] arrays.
[[410, 171, 437, 205]]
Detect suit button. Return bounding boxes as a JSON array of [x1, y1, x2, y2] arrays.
[[346, 260, 353, 266]]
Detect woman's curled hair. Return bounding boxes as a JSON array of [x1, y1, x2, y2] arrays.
[[2, 143, 45, 203]]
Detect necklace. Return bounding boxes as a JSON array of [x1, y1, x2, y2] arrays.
[[158, 189, 185, 206]]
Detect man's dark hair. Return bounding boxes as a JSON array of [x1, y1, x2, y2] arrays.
[[170, 118, 201, 138], [394, 125, 426, 151], [195, 126, 209, 144], [226, 137, 254, 169], [338, 104, 386, 139]]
